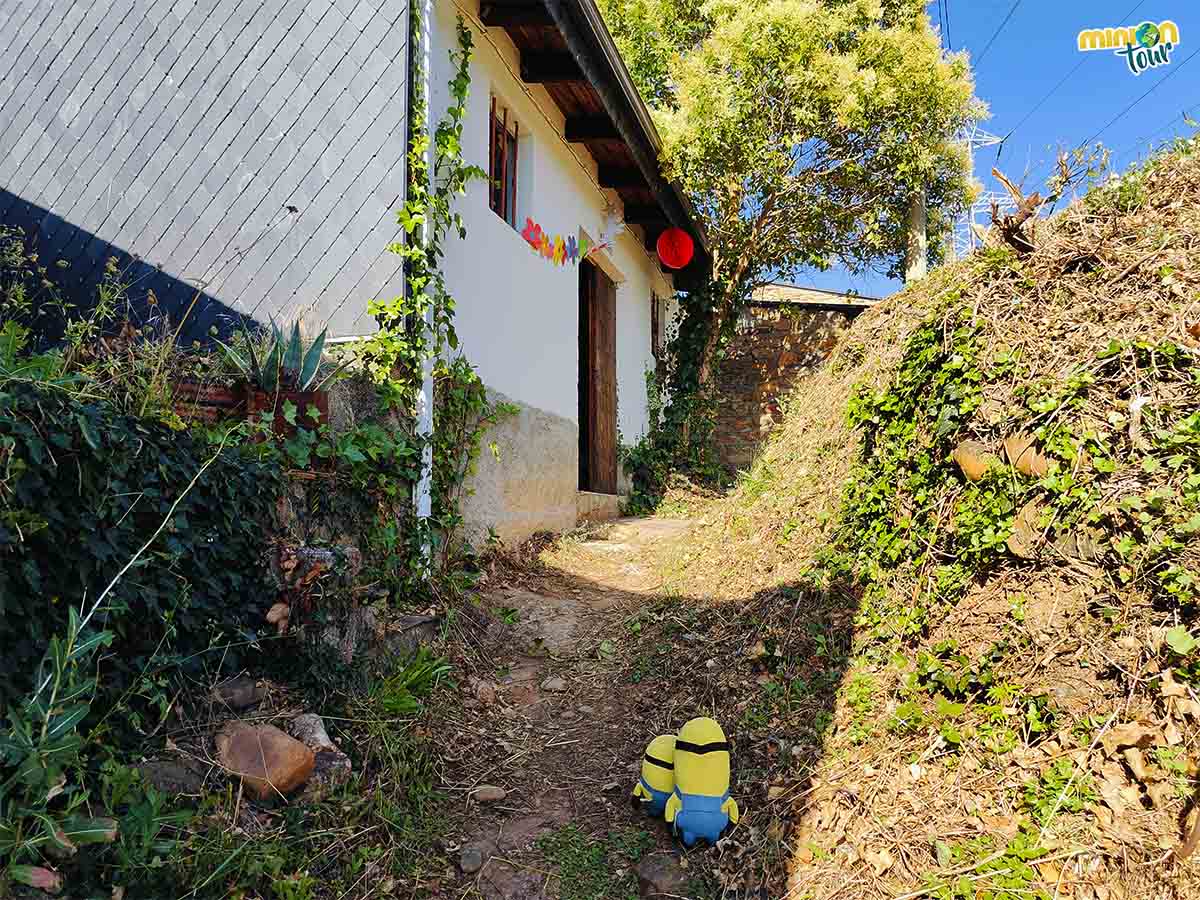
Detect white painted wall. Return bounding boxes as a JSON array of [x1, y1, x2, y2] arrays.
[[427, 0, 674, 445]]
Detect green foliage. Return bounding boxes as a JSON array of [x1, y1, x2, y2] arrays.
[[1022, 758, 1096, 826], [218, 319, 343, 393], [371, 649, 451, 717], [603, 0, 981, 494], [0, 599, 118, 894], [0, 383, 281, 709], [537, 825, 652, 900], [359, 14, 485, 395], [836, 306, 995, 638], [924, 831, 1051, 900]]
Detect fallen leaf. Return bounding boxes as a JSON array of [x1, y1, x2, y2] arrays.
[[1101, 721, 1161, 757], [1007, 500, 1044, 559], [1122, 747, 1149, 782], [1164, 719, 1183, 746], [1160, 669, 1189, 698], [1176, 698, 1200, 718], [1147, 782, 1175, 810], [865, 848, 894, 876]]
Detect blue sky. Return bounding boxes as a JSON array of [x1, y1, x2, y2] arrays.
[[799, 1, 1199, 299]]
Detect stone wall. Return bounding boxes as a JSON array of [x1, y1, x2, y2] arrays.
[[458, 388, 582, 548], [714, 304, 857, 472]]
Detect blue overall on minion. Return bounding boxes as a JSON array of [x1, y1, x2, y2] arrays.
[[665, 717, 740, 846], [631, 734, 676, 817]]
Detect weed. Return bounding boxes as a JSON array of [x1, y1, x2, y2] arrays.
[[537, 824, 651, 900], [924, 831, 1050, 900], [844, 672, 876, 744], [1023, 758, 1096, 826]]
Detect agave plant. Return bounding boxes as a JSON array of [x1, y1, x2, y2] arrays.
[[218, 319, 343, 393]]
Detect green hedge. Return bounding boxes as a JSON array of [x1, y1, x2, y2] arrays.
[[0, 383, 282, 709]]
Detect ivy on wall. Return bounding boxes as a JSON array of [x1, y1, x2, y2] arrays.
[[0, 383, 281, 709], [358, 11, 517, 584]]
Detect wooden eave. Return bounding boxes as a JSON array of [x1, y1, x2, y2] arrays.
[[478, 0, 709, 282]]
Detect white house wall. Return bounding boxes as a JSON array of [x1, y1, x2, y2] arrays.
[[428, 0, 674, 543]]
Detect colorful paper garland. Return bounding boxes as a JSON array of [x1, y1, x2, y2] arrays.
[[521, 217, 609, 266]]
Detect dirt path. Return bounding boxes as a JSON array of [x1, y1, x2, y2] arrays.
[[439, 518, 701, 899]]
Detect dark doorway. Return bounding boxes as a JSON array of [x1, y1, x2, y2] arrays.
[[578, 259, 618, 493]]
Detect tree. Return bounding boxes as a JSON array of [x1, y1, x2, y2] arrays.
[[600, 0, 981, 393]]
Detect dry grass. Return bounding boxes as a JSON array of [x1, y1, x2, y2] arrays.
[[659, 140, 1200, 899]]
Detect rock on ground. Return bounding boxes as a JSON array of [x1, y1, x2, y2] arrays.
[[211, 676, 267, 711], [137, 759, 206, 795], [636, 853, 689, 898], [289, 713, 352, 798], [215, 721, 315, 800]]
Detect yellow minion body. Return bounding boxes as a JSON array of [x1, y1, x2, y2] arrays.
[[665, 717, 740, 846], [632, 734, 675, 816]]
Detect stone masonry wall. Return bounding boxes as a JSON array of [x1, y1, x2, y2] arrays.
[[714, 304, 856, 472]]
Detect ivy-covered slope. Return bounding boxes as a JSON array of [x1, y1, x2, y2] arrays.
[[669, 142, 1200, 897]]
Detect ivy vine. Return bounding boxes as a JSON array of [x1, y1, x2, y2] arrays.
[[355, 12, 516, 587]]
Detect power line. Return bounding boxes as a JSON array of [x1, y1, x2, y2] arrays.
[[943, 0, 953, 51], [1031, 43, 1200, 186], [1079, 43, 1199, 150], [996, 0, 1150, 156], [975, 1, 1023, 67], [1111, 104, 1200, 163]]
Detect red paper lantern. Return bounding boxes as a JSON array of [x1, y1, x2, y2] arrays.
[[656, 227, 694, 270]]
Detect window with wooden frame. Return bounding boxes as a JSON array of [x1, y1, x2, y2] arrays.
[[489, 97, 519, 228]]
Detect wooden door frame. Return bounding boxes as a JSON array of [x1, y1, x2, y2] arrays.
[[578, 259, 618, 494]]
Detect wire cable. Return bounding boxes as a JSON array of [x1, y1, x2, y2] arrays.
[[975, 0, 1023, 67], [996, 0, 1150, 157], [942, 0, 953, 52], [1078, 43, 1199, 150], [1029, 43, 1199, 187], [1110, 103, 1200, 164]]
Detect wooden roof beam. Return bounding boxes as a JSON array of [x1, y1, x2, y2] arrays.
[[480, 3, 554, 27], [598, 166, 646, 189], [623, 205, 667, 226], [564, 115, 620, 142], [520, 52, 584, 84]]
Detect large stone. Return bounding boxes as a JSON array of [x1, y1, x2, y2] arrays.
[[1003, 432, 1051, 477], [473, 785, 507, 803], [215, 721, 315, 801], [459, 840, 496, 874], [636, 853, 689, 898], [212, 676, 267, 711], [378, 614, 442, 658], [952, 440, 999, 482], [290, 713, 352, 798]]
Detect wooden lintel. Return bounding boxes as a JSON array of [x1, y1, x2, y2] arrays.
[[598, 166, 645, 189], [564, 116, 620, 142], [622, 204, 666, 226], [520, 52, 583, 83], [480, 3, 553, 27]]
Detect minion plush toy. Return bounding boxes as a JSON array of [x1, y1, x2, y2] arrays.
[[665, 717, 740, 846], [632, 734, 676, 817]]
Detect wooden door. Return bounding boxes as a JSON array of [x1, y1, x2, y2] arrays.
[[579, 260, 618, 493]]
